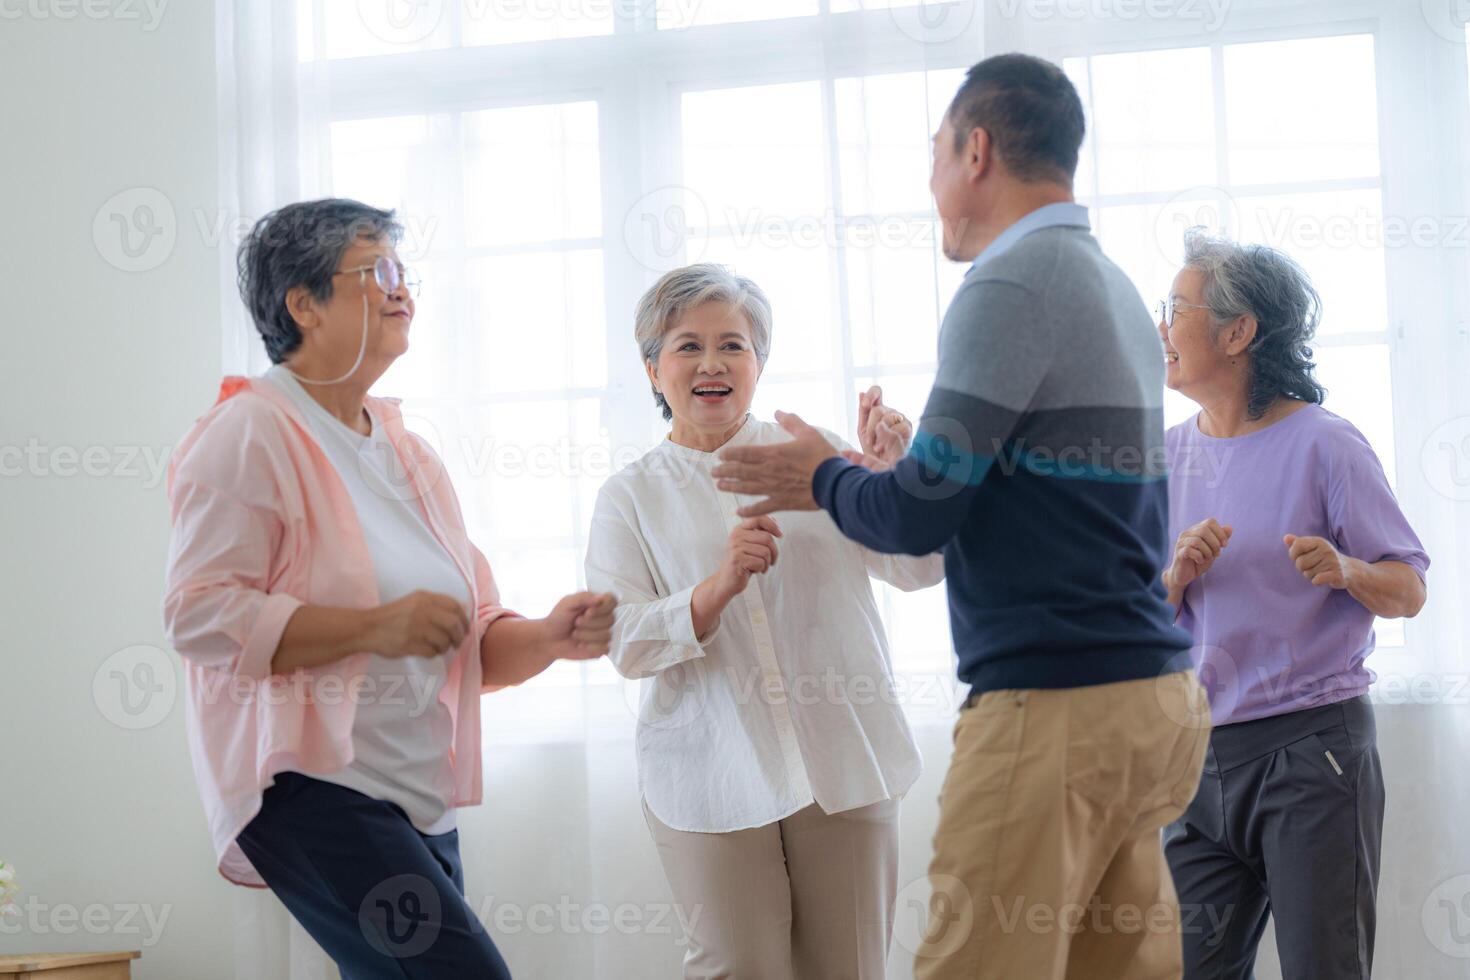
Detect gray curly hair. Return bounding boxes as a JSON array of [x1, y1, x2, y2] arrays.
[[1182, 227, 1326, 420]]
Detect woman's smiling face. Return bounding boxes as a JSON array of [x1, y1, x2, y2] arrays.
[[648, 300, 762, 435]]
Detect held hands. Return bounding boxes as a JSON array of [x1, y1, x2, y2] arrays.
[[843, 385, 913, 472], [366, 590, 471, 659], [1164, 518, 1232, 597], [1284, 534, 1352, 590], [541, 591, 619, 661]]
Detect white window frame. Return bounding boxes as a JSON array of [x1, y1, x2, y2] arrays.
[[284, 0, 1470, 728], [1012, 0, 1470, 684]]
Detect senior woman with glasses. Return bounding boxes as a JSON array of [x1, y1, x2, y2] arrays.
[[1157, 229, 1428, 980], [162, 198, 616, 978], [584, 263, 943, 980]]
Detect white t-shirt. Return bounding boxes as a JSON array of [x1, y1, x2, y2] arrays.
[[265, 366, 471, 835], [585, 415, 945, 833]]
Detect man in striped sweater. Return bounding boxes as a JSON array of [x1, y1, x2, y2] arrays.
[[713, 53, 1206, 980]]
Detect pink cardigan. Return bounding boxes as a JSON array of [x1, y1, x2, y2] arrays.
[[162, 376, 517, 886]]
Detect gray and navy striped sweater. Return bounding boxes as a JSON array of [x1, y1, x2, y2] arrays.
[[814, 214, 1193, 698]]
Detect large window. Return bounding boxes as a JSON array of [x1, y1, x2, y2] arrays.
[[1064, 33, 1403, 644], [278, 0, 1468, 738], [294, 1, 983, 739]]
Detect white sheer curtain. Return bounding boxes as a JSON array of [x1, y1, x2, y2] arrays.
[[215, 2, 977, 977], [216, 1, 1470, 977], [214, 2, 350, 976]]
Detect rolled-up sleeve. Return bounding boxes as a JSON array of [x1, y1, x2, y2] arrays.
[[1328, 437, 1430, 580], [162, 479, 303, 680], [585, 487, 718, 680], [470, 541, 521, 636]]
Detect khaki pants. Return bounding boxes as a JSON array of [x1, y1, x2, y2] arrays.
[[643, 797, 901, 979], [914, 671, 1210, 980]]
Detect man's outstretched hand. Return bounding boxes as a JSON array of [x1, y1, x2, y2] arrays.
[[713, 411, 840, 518]]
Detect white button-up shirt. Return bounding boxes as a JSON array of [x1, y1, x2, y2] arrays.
[[585, 416, 945, 833]]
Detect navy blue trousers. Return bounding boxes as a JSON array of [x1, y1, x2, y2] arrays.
[[236, 772, 513, 980]]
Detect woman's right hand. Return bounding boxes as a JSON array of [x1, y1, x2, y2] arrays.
[[691, 517, 783, 639], [1164, 518, 1232, 601], [715, 516, 783, 599], [365, 590, 471, 659]]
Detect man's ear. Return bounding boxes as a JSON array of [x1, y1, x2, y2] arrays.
[[968, 126, 993, 184], [1221, 315, 1259, 357], [285, 284, 319, 333]]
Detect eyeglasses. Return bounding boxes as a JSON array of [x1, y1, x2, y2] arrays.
[[334, 255, 421, 298], [1156, 297, 1209, 328]]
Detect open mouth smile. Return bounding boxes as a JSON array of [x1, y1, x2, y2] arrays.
[[692, 384, 733, 403]]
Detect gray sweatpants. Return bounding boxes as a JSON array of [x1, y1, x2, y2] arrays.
[[1164, 695, 1384, 980]]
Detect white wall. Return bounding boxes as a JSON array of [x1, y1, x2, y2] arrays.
[[2, 6, 1467, 980], [0, 2, 231, 977]]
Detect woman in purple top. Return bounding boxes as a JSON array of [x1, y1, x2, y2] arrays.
[[1156, 230, 1428, 980]]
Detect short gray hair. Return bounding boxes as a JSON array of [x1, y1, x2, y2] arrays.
[[634, 263, 773, 421], [1182, 227, 1326, 420], [238, 198, 403, 364]]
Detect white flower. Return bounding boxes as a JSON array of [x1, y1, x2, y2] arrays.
[[0, 867, 13, 883]]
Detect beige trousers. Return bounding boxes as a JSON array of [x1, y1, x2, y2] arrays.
[[643, 797, 901, 979], [913, 671, 1211, 980]]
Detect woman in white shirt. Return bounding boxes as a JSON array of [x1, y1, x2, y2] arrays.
[[585, 263, 944, 980]]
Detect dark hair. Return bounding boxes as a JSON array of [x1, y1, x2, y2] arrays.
[[237, 198, 403, 364], [1183, 228, 1327, 420], [947, 53, 1086, 184]]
